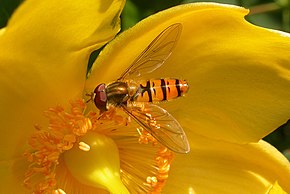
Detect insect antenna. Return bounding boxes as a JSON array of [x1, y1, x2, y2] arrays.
[[85, 92, 94, 103]]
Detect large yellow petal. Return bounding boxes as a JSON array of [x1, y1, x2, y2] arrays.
[[86, 3, 290, 143], [1, 0, 124, 108], [0, 0, 125, 192], [268, 181, 288, 194], [0, 0, 124, 158], [163, 135, 290, 193]]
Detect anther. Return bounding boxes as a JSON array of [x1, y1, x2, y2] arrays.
[[79, 141, 90, 151], [146, 176, 158, 187], [53, 188, 66, 194]]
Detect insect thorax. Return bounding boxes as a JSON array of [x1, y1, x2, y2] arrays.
[[106, 81, 131, 106]]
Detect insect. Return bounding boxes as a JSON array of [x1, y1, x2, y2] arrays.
[[89, 23, 190, 153]]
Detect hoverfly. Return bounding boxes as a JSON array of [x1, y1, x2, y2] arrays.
[[89, 23, 190, 153]]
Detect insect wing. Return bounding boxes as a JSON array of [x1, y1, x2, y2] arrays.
[[122, 103, 190, 153], [117, 23, 182, 81]]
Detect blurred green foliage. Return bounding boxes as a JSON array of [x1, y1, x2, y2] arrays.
[[121, 0, 288, 32], [1, 0, 290, 160], [0, 0, 22, 27]]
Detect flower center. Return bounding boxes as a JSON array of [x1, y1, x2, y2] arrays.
[[24, 99, 174, 193], [64, 131, 129, 194]]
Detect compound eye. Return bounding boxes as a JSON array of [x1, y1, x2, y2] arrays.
[[94, 84, 107, 111]]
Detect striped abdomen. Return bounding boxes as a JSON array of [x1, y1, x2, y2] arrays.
[[135, 78, 188, 102]]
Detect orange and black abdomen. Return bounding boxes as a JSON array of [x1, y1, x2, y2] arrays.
[[135, 78, 188, 102]]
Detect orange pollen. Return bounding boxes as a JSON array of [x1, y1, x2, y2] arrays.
[[137, 127, 158, 145], [24, 99, 94, 193], [52, 188, 66, 194], [78, 141, 91, 151], [138, 128, 174, 193], [24, 99, 174, 193]]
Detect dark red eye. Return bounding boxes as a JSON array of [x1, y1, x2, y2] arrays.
[[94, 83, 107, 111]]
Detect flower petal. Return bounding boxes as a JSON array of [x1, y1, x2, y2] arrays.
[[0, 0, 124, 192], [0, 0, 124, 159], [86, 2, 290, 143], [0, 28, 5, 36], [163, 135, 290, 193], [1, 0, 124, 107], [268, 181, 288, 194]]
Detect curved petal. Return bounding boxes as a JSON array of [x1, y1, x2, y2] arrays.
[[0, 0, 125, 192], [163, 136, 290, 193], [268, 182, 287, 194], [86, 3, 290, 143], [0, 0, 124, 159], [0, 28, 5, 36]]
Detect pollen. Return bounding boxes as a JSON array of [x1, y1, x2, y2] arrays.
[[138, 127, 158, 145], [24, 99, 94, 193], [24, 99, 175, 193], [125, 127, 174, 193], [146, 176, 158, 187], [53, 188, 66, 194], [79, 141, 90, 151]]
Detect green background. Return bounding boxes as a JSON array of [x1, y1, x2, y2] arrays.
[[1, 0, 289, 160]]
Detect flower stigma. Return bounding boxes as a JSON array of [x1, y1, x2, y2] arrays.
[[24, 99, 175, 193]]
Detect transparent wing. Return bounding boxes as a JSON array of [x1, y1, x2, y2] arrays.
[[121, 103, 190, 153], [117, 23, 182, 81]]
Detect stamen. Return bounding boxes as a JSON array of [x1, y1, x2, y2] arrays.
[[79, 141, 90, 151], [53, 188, 66, 194], [146, 176, 158, 187], [116, 123, 174, 193], [138, 127, 158, 145], [24, 99, 93, 193], [24, 99, 174, 193], [137, 129, 174, 193], [97, 108, 175, 193]]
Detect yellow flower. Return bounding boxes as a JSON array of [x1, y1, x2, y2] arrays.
[[0, 0, 126, 193], [1, 1, 290, 194]]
